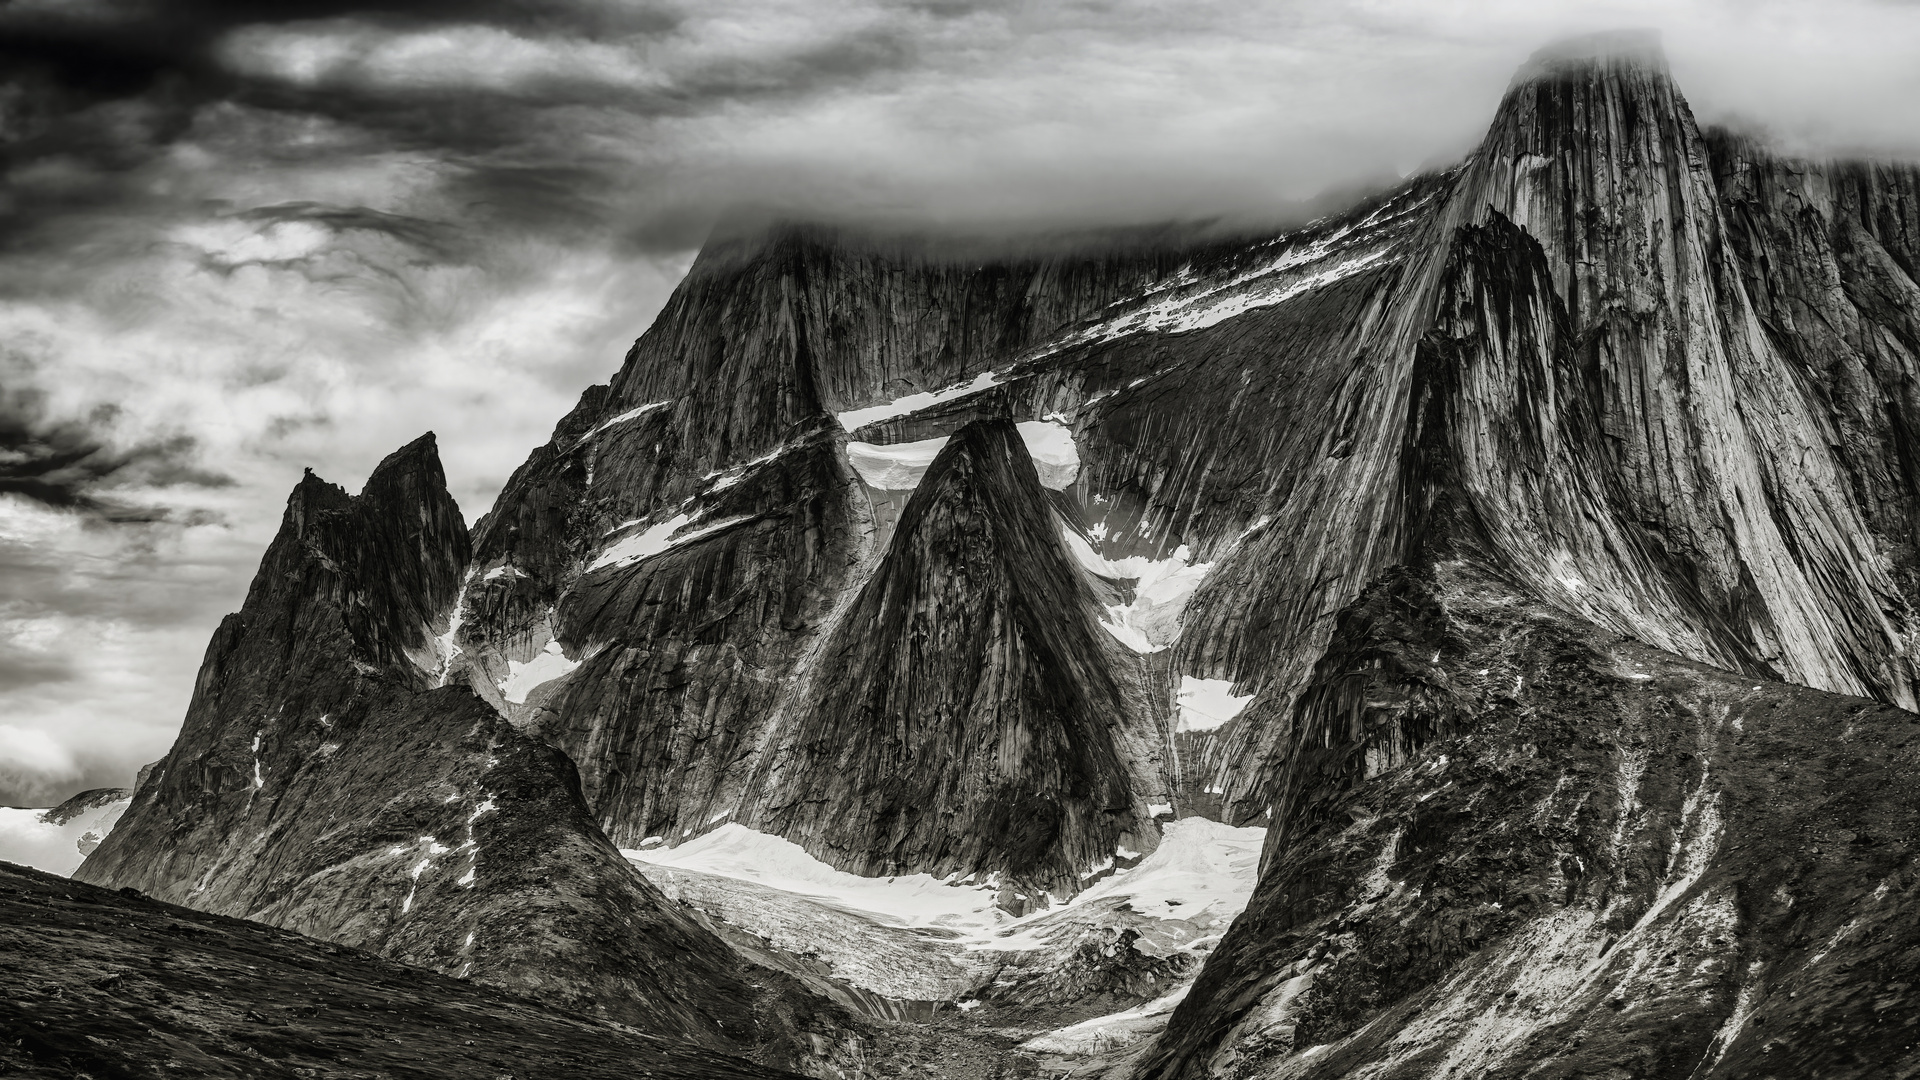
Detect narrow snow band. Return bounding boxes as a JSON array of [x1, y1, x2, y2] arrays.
[[847, 421, 1080, 491], [499, 640, 581, 705], [577, 399, 671, 443], [1176, 676, 1255, 733], [588, 512, 756, 572], [590, 513, 692, 571], [836, 371, 1001, 431]]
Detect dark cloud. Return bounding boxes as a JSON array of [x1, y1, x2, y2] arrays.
[[1, 361, 232, 519]]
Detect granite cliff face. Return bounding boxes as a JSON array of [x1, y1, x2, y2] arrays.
[[57, 29, 1920, 1080]]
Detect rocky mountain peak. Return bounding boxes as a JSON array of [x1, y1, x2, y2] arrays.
[[748, 416, 1150, 898], [1509, 28, 1667, 86]]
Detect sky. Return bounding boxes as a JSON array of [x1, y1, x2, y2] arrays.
[[2, 0, 1919, 808]]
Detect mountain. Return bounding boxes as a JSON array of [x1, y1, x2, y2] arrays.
[[70, 436, 864, 1072], [43, 28, 1920, 1080]]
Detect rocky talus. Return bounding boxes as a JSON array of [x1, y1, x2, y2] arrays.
[[1, 862, 804, 1080]]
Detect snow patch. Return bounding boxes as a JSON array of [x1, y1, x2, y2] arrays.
[[1030, 194, 1431, 356], [1014, 420, 1080, 489], [847, 437, 949, 489], [590, 513, 691, 571], [1176, 677, 1255, 733], [498, 640, 581, 705], [835, 371, 1001, 430], [576, 400, 670, 443], [589, 512, 755, 573]]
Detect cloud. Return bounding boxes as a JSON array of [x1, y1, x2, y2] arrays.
[[0, 722, 79, 806], [218, 21, 670, 95]]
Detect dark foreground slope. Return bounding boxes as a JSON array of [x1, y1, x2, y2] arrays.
[[0, 862, 800, 1080]]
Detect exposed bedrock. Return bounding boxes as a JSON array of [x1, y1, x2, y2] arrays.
[[59, 28, 1920, 1079]]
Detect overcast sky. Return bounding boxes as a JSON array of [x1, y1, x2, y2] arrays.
[[2, 0, 1918, 808]]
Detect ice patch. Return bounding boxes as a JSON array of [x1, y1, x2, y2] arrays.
[[628, 823, 1007, 938], [835, 371, 1001, 430], [846, 421, 1080, 491], [498, 640, 581, 705], [625, 816, 1264, 952], [994, 817, 1265, 948], [482, 565, 526, 582], [1176, 677, 1254, 733], [847, 437, 949, 489]]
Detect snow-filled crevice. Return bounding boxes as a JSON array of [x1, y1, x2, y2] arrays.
[[428, 567, 478, 688]]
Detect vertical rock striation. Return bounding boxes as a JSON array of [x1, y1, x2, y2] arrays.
[[748, 419, 1152, 896]]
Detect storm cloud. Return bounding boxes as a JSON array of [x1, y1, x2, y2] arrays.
[[2, 0, 1918, 806]]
